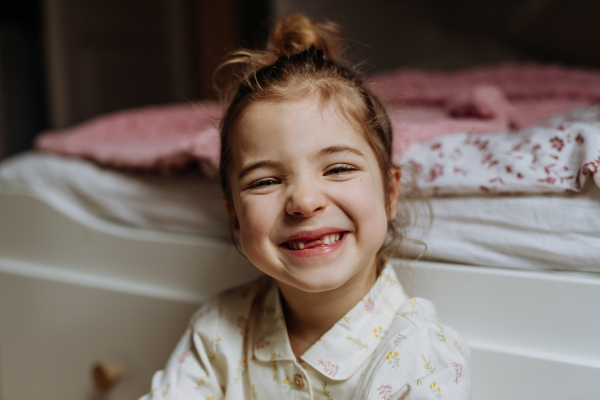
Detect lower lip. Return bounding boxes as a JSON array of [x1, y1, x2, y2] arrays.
[[280, 232, 348, 259]]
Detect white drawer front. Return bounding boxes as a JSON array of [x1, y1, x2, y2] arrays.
[[0, 273, 199, 400]]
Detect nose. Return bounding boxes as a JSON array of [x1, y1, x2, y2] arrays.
[[285, 179, 327, 218]]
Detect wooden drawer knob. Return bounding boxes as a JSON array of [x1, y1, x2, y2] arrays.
[[92, 361, 123, 391]]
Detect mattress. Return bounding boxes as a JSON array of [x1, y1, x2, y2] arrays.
[[410, 182, 600, 274], [0, 152, 230, 238], [1, 151, 599, 274]]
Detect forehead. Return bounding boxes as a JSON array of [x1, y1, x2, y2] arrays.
[[232, 98, 371, 164]]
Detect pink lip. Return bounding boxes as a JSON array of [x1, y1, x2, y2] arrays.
[[280, 231, 349, 259], [280, 227, 347, 245]]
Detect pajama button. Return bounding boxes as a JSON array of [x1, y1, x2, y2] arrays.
[[293, 374, 304, 388]]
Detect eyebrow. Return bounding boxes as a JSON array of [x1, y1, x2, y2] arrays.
[[237, 145, 366, 181], [313, 145, 366, 160], [238, 160, 284, 181]]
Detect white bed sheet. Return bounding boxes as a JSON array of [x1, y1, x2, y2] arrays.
[[1, 151, 599, 274], [0, 152, 230, 238], [408, 182, 600, 274]]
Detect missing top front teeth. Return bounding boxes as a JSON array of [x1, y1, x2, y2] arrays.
[[286, 233, 343, 250]]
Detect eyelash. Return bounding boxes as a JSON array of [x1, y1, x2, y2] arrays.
[[247, 178, 279, 189], [326, 164, 357, 175], [247, 164, 357, 189]]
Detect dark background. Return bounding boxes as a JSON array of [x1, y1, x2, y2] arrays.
[[1, 0, 599, 159]]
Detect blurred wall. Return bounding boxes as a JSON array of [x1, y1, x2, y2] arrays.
[[43, 0, 268, 129], [273, 0, 600, 74], [0, 0, 46, 159], [0, 0, 268, 161], [44, 0, 199, 129], [1, 0, 599, 159]]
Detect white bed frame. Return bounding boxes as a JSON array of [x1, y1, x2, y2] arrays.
[[1, 189, 599, 400]]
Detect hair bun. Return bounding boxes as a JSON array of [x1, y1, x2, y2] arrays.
[[268, 14, 343, 60]]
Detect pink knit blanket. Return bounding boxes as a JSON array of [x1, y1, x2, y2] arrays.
[[36, 102, 223, 175], [36, 64, 600, 178]]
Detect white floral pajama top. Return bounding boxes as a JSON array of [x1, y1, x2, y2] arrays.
[[140, 264, 471, 400]]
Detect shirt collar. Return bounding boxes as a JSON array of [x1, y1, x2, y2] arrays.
[[301, 264, 407, 380], [252, 264, 408, 380], [253, 279, 296, 362]]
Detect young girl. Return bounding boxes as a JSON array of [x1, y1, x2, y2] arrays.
[[141, 14, 470, 400]]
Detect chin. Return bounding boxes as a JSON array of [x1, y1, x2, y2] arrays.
[[285, 268, 358, 293]]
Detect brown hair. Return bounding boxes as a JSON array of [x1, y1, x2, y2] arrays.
[[215, 14, 428, 273]]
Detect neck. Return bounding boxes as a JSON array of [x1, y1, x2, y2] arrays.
[[278, 263, 378, 359]]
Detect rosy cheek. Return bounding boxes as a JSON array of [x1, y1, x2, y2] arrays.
[[345, 179, 388, 229], [338, 178, 385, 209], [238, 196, 274, 241]]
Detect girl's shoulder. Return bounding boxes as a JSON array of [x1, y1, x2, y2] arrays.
[[391, 297, 469, 356], [396, 297, 441, 328], [354, 297, 471, 400]]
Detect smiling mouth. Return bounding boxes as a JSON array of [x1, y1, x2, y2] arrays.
[[285, 232, 345, 250]]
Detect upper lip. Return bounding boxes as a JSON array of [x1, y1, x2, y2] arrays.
[[279, 227, 346, 245]]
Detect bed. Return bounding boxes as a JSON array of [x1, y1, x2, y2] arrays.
[[1, 151, 599, 400], [1, 66, 600, 400]]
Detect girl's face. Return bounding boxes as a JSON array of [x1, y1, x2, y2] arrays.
[[226, 97, 399, 293]]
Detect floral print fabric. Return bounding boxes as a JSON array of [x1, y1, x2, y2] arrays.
[[401, 105, 600, 196], [139, 264, 470, 400]]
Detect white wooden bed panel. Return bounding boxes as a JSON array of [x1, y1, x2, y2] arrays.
[[396, 261, 600, 399], [471, 349, 598, 400], [0, 191, 261, 303], [0, 272, 199, 400], [1, 191, 599, 399], [395, 262, 600, 367]]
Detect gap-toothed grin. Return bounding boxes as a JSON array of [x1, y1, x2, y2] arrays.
[[285, 232, 345, 250]]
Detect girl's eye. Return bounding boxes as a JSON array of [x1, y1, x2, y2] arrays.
[[326, 164, 357, 175], [247, 178, 279, 189]]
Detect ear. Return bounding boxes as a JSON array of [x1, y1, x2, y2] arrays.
[[387, 167, 402, 221], [223, 198, 241, 241]]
